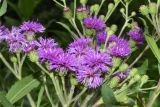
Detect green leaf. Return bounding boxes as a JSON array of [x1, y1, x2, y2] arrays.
[[36, 86, 44, 107], [101, 84, 118, 107], [6, 75, 40, 104], [139, 17, 149, 34], [18, 0, 41, 20], [0, 92, 13, 107], [158, 63, 160, 75], [145, 35, 160, 63], [137, 59, 148, 75], [0, 0, 7, 16]]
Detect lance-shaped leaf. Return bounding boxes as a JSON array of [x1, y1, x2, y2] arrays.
[[145, 35, 160, 63], [6, 75, 40, 104], [101, 84, 118, 107], [0, 92, 13, 107], [137, 59, 148, 75], [0, 0, 7, 16]]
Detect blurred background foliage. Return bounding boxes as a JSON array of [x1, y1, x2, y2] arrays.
[[0, 0, 160, 106]]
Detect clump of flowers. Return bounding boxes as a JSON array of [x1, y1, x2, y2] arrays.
[[0, 0, 152, 106]]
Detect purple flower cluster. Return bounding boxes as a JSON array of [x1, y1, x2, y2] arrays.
[[0, 21, 45, 53], [108, 35, 131, 57], [0, 20, 133, 89], [127, 26, 144, 45], [83, 16, 106, 30]]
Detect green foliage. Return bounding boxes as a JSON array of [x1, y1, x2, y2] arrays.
[[101, 84, 118, 107], [0, 92, 13, 107], [6, 75, 40, 104], [145, 35, 160, 63], [137, 59, 148, 75], [0, 0, 7, 16]]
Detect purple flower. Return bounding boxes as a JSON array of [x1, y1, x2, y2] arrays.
[[77, 66, 103, 88], [0, 25, 9, 42], [115, 70, 130, 80], [35, 37, 57, 50], [67, 37, 94, 57], [83, 51, 112, 72], [108, 35, 131, 57], [49, 53, 77, 72], [38, 48, 64, 63], [22, 41, 36, 53], [127, 26, 144, 45], [83, 16, 106, 30], [20, 21, 45, 33], [96, 31, 108, 44], [77, 6, 89, 13], [5, 27, 26, 52]]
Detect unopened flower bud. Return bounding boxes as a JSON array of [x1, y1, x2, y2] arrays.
[[129, 68, 138, 77], [141, 75, 149, 84], [112, 57, 122, 68], [64, 7, 72, 19], [108, 3, 114, 11], [120, 8, 125, 13], [90, 4, 99, 14], [10, 56, 17, 63], [80, 0, 88, 6], [149, 3, 157, 15], [77, 6, 89, 20], [29, 51, 39, 62], [114, 0, 120, 3], [85, 29, 94, 37], [134, 74, 141, 81], [110, 77, 120, 88], [119, 63, 128, 71], [99, 15, 105, 21], [108, 30, 114, 36], [139, 5, 149, 15], [70, 78, 78, 85], [110, 24, 118, 32], [131, 11, 136, 16]]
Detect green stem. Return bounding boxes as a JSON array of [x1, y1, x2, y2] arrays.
[[95, 0, 105, 16], [69, 19, 82, 37], [0, 53, 18, 78], [105, 1, 120, 22], [71, 87, 87, 103], [118, 2, 129, 37], [44, 84, 55, 107], [68, 85, 75, 105], [80, 93, 94, 107], [128, 45, 149, 69], [61, 76, 67, 100], [53, 0, 64, 7], [27, 94, 36, 107], [146, 80, 160, 107]]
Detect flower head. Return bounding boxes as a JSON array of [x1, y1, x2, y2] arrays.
[[96, 31, 108, 44], [115, 70, 130, 80], [0, 25, 9, 42], [5, 27, 26, 52], [77, 66, 103, 88], [35, 37, 57, 50], [108, 35, 131, 57], [49, 52, 78, 72], [38, 48, 64, 63], [67, 37, 94, 57], [20, 21, 45, 33], [83, 51, 112, 72], [127, 25, 144, 45], [83, 16, 106, 30]]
